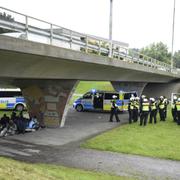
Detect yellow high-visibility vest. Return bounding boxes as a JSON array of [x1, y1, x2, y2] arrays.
[[176, 102, 180, 111], [134, 101, 139, 109], [159, 102, 165, 109], [142, 102, 149, 111], [151, 102, 157, 110], [129, 102, 134, 110]]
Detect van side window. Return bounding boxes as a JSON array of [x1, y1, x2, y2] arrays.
[[124, 93, 137, 99], [83, 92, 92, 99], [104, 93, 119, 100], [124, 93, 131, 99]]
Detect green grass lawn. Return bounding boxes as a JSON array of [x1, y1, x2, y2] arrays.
[[70, 81, 114, 104], [82, 108, 180, 161], [0, 157, 137, 180]]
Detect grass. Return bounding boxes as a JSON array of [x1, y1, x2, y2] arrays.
[[82, 108, 180, 161], [70, 81, 114, 104], [74, 81, 114, 94], [0, 157, 137, 180]]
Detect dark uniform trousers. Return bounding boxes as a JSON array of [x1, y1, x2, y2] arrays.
[[149, 110, 157, 124], [159, 108, 165, 121], [140, 111, 149, 126], [177, 111, 180, 125], [110, 108, 120, 122], [133, 108, 139, 122], [172, 108, 177, 122], [128, 109, 134, 124]]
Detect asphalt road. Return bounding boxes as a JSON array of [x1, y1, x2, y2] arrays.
[[0, 108, 180, 180]]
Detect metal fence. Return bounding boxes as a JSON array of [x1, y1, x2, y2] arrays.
[[0, 7, 178, 74]]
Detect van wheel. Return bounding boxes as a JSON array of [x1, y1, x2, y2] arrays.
[[15, 104, 24, 111], [76, 105, 83, 112]]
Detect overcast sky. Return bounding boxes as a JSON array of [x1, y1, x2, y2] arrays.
[[0, 0, 179, 51]]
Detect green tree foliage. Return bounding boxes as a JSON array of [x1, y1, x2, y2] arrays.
[[140, 42, 171, 64], [174, 50, 180, 68]]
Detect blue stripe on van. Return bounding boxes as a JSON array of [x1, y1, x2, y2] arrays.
[[83, 104, 94, 110], [16, 97, 25, 103], [7, 103, 15, 108], [116, 100, 123, 106]]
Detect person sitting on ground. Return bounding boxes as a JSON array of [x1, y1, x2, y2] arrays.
[[16, 112, 26, 134], [0, 114, 10, 130]]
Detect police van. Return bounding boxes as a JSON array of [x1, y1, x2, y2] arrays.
[[73, 89, 137, 112], [0, 88, 26, 111]]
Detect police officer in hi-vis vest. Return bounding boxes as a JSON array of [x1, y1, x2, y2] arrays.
[[140, 98, 150, 126], [171, 96, 177, 122], [175, 97, 180, 125], [109, 95, 120, 122], [158, 96, 166, 121], [128, 97, 134, 124], [149, 98, 157, 124], [133, 97, 140, 122]]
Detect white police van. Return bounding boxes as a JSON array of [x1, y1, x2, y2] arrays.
[[0, 88, 26, 111], [73, 89, 137, 112]]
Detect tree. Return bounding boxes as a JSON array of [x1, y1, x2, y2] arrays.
[[173, 50, 180, 68], [140, 42, 171, 64]]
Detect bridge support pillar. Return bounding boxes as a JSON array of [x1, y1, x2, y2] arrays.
[[15, 80, 77, 128], [142, 82, 180, 99], [111, 81, 147, 96]]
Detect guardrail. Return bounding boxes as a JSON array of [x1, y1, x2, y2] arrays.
[[0, 7, 178, 74]]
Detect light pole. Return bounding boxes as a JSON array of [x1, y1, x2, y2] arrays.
[[109, 0, 113, 57], [171, 0, 176, 70]]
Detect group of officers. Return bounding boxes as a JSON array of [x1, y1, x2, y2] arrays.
[[109, 94, 180, 126]]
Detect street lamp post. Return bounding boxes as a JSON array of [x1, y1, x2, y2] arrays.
[[109, 0, 113, 57], [171, 0, 176, 70]]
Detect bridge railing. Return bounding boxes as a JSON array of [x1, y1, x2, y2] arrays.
[[0, 7, 176, 74]]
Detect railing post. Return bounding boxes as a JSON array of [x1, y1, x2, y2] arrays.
[[85, 36, 88, 53], [25, 16, 28, 39], [50, 24, 53, 45], [70, 31, 73, 49], [108, 41, 113, 58], [98, 40, 101, 55]]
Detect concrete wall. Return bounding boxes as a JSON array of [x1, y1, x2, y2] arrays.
[[111, 81, 147, 96], [143, 81, 180, 99]]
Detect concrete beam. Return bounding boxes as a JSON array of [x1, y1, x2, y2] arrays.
[[0, 35, 179, 83]]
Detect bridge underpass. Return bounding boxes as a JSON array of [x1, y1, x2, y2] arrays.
[[0, 35, 180, 127], [0, 6, 180, 128]]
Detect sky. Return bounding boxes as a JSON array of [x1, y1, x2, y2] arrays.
[[0, 0, 180, 52]]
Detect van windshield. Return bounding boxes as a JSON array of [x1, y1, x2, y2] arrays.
[[83, 92, 92, 99]]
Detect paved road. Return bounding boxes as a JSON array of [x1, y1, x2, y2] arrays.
[[1, 108, 180, 180]]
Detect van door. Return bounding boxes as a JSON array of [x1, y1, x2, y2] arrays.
[[82, 92, 94, 110], [104, 93, 120, 111], [93, 92, 104, 109]]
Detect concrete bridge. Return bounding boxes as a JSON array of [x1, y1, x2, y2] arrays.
[[0, 7, 180, 127]]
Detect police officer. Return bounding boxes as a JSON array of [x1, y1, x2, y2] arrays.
[[175, 97, 180, 125], [149, 98, 157, 124], [109, 95, 120, 122], [128, 97, 134, 124], [133, 97, 140, 122], [172, 96, 177, 122], [140, 98, 150, 126], [163, 96, 169, 120], [158, 96, 166, 121]]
